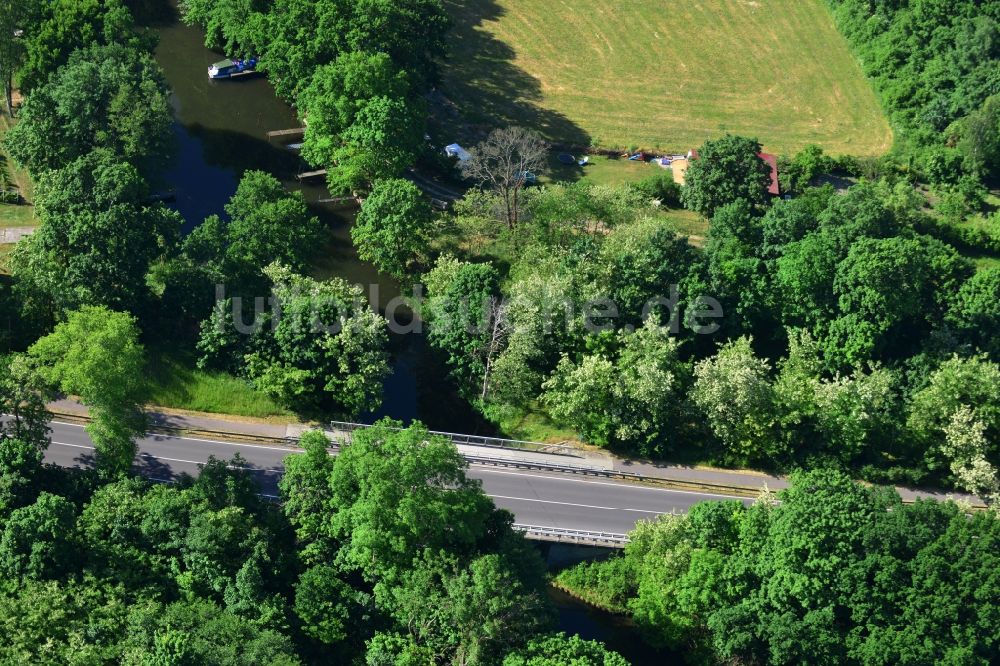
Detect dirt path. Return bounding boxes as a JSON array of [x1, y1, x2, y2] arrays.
[[0, 226, 35, 243]]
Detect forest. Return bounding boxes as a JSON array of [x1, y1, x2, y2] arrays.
[[0, 0, 998, 663]]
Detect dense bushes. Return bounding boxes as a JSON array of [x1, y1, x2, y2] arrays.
[[427, 134, 1000, 501], [825, 0, 1000, 184], [557, 470, 1000, 665]]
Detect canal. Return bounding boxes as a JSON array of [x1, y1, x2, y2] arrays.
[[149, 7, 677, 664]]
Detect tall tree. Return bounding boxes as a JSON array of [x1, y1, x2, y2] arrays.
[[0, 353, 51, 450], [8, 150, 181, 317], [28, 306, 146, 478], [424, 256, 502, 400], [327, 95, 425, 193], [328, 419, 496, 584], [5, 43, 172, 174], [691, 336, 781, 464], [279, 430, 336, 564], [246, 263, 390, 417], [542, 321, 687, 456], [16, 0, 136, 95], [352, 178, 432, 279], [298, 51, 411, 170], [207, 170, 323, 287]]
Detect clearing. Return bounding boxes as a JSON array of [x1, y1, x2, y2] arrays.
[[441, 0, 892, 156]]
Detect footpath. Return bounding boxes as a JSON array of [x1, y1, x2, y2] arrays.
[[48, 399, 985, 507]]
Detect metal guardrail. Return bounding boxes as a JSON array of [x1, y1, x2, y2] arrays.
[[513, 524, 629, 547], [329, 420, 583, 458], [465, 453, 637, 479]]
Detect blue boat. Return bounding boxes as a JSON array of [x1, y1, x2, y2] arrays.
[[208, 57, 258, 80]]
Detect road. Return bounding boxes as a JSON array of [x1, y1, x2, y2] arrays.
[[42, 420, 749, 537]]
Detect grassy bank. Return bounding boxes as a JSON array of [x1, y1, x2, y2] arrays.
[[145, 351, 293, 420], [442, 0, 892, 156]]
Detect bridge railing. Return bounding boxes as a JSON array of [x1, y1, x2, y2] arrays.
[[513, 524, 629, 547], [328, 421, 583, 459]]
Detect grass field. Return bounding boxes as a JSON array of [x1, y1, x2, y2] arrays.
[[0, 108, 36, 228], [442, 0, 892, 156]]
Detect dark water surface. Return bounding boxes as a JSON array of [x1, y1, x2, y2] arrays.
[[544, 545, 686, 665]]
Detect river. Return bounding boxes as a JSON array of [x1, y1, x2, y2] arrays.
[[152, 8, 490, 432], [150, 8, 676, 664]]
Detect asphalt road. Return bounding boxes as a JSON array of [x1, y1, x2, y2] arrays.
[[43, 420, 749, 536]]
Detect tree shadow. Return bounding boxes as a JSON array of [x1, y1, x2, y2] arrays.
[[436, 0, 591, 150], [130, 0, 180, 28], [133, 450, 179, 482]]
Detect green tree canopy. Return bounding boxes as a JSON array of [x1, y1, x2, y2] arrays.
[[28, 306, 146, 478], [16, 0, 137, 95], [680, 134, 772, 217], [352, 178, 433, 279], [542, 321, 687, 456], [9, 150, 181, 317], [424, 256, 503, 401], [299, 51, 411, 169], [503, 633, 629, 666], [184, 170, 323, 289], [328, 419, 497, 584], [6, 43, 172, 174], [246, 263, 390, 417]]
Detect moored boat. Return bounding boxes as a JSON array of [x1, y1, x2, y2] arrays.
[[208, 57, 258, 80]]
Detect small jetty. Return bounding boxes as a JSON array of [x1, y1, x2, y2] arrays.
[[296, 168, 327, 181], [317, 195, 363, 209], [267, 127, 306, 139]]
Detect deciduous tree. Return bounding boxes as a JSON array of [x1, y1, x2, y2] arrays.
[[462, 127, 547, 229], [680, 134, 772, 217], [28, 306, 146, 478], [353, 178, 432, 279], [6, 43, 172, 173]]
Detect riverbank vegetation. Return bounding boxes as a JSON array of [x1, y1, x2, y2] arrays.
[[417, 131, 1000, 503], [556, 469, 1000, 665]]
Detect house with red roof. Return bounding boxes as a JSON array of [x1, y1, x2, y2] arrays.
[[758, 152, 780, 196], [682, 149, 780, 196]]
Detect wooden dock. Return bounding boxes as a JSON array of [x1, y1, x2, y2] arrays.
[[267, 127, 306, 139], [296, 169, 327, 181], [318, 195, 361, 205]]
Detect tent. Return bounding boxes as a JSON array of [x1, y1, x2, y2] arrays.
[[444, 143, 472, 162]]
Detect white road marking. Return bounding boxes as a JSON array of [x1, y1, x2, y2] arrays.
[[50, 442, 281, 472], [489, 494, 667, 514], [48, 428, 747, 501], [473, 467, 748, 500]]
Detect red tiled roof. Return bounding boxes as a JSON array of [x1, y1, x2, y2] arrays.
[[758, 152, 780, 195]]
